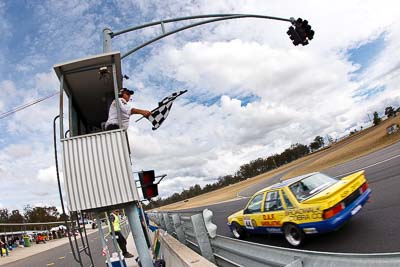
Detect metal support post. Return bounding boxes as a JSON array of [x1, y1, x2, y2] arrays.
[[159, 214, 166, 230], [111, 62, 122, 128], [191, 214, 215, 263], [96, 213, 112, 267], [103, 28, 112, 53], [172, 214, 186, 244], [138, 202, 152, 248], [59, 75, 64, 140], [125, 204, 153, 267]]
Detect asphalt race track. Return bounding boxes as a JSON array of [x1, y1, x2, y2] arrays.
[[5, 225, 131, 267], [183, 141, 400, 253]]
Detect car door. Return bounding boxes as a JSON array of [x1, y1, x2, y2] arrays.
[[261, 189, 286, 234], [242, 192, 265, 233]]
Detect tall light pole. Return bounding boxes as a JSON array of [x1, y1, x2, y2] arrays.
[[102, 14, 314, 55], [102, 13, 315, 267]]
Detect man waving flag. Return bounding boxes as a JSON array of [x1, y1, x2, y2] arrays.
[[137, 90, 187, 130]]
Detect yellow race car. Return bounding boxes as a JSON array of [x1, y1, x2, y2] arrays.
[[227, 171, 371, 246]]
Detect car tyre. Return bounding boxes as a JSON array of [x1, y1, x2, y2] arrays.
[[231, 222, 246, 239], [283, 223, 305, 247]]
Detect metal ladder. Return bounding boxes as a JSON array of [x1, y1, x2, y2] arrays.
[[65, 211, 95, 267]]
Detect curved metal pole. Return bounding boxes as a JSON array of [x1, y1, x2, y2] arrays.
[[112, 13, 290, 37], [117, 14, 291, 59], [112, 14, 239, 37]]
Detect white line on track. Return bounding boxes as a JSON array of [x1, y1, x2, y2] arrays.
[[334, 153, 400, 178], [235, 152, 400, 199]]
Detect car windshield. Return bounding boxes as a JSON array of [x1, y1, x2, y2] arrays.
[[289, 173, 338, 202]]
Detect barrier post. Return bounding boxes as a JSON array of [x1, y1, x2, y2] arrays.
[[191, 214, 216, 263], [172, 214, 186, 244], [163, 214, 174, 234]]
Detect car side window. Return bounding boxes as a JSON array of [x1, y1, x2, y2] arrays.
[[264, 190, 283, 212], [281, 190, 294, 209], [246, 193, 264, 214]]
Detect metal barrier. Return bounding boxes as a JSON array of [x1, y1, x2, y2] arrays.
[[147, 210, 400, 267]]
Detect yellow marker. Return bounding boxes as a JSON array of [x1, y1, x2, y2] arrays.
[[59, 256, 65, 260], [46, 263, 55, 266]]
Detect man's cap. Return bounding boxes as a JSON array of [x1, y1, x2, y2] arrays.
[[119, 88, 134, 96]]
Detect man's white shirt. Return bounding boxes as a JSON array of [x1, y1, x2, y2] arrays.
[[105, 98, 131, 130]]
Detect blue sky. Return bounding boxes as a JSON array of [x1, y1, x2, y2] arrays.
[[0, 0, 400, 211], [348, 33, 386, 71]]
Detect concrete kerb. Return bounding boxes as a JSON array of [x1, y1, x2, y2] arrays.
[[125, 227, 217, 267], [158, 229, 217, 267]]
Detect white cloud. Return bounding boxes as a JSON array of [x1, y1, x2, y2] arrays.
[[37, 165, 61, 185], [0, 80, 17, 111]]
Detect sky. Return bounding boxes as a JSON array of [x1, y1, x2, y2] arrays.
[[0, 0, 400, 212]]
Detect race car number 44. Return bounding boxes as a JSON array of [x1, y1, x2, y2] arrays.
[[351, 205, 362, 216]]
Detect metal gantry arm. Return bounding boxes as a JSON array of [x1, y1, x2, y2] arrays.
[[104, 13, 293, 58]]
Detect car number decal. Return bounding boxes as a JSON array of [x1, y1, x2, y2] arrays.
[[244, 217, 255, 229]]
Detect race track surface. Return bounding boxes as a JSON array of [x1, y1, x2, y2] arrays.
[[181, 142, 400, 253]]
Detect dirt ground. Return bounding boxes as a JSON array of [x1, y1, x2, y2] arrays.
[[157, 116, 400, 211]]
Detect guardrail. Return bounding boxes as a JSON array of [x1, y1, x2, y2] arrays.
[[147, 210, 400, 267]]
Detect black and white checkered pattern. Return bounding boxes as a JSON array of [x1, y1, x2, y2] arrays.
[[147, 90, 187, 130]]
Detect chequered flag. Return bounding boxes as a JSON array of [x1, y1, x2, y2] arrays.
[[147, 90, 187, 130]]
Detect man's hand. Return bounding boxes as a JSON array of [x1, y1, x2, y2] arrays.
[[131, 108, 151, 118], [141, 110, 151, 118]]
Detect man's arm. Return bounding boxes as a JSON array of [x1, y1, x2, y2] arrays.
[[131, 108, 151, 118]]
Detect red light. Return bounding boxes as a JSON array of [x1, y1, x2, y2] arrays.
[[323, 202, 345, 219], [359, 182, 368, 194], [145, 184, 158, 199], [139, 170, 158, 200]]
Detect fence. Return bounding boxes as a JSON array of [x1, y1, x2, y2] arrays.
[[147, 210, 400, 267]]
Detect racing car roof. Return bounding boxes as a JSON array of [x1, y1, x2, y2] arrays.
[[255, 172, 318, 195]]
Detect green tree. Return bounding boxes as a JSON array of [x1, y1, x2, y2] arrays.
[[0, 208, 9, 223], [310, 136, 324, 151], [373, 111, 381, 126], [24, 205, 59, 223], [59, 212, 70, 222], [385, 106, 395, 117], [8, 210, 24, 223], [314, 136, 324, 147]]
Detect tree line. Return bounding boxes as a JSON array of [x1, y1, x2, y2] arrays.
[[145, 105, 399, 210], [0, 205, 66, 232], [145, 142, 314, 210]]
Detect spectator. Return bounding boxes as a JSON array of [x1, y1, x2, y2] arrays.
[[109, 210, 134, 258]]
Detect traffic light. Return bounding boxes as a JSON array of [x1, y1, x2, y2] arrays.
[[138, 170, 159, 200], [287, 26, 301, 46], [287, 18, 314, 46]]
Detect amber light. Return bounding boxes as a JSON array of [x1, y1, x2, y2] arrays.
[[323, 202, 345, 219]]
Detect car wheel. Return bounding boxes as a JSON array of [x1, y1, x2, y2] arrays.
[[283, 223, 305, 247], [231, 222, 245, 239]]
